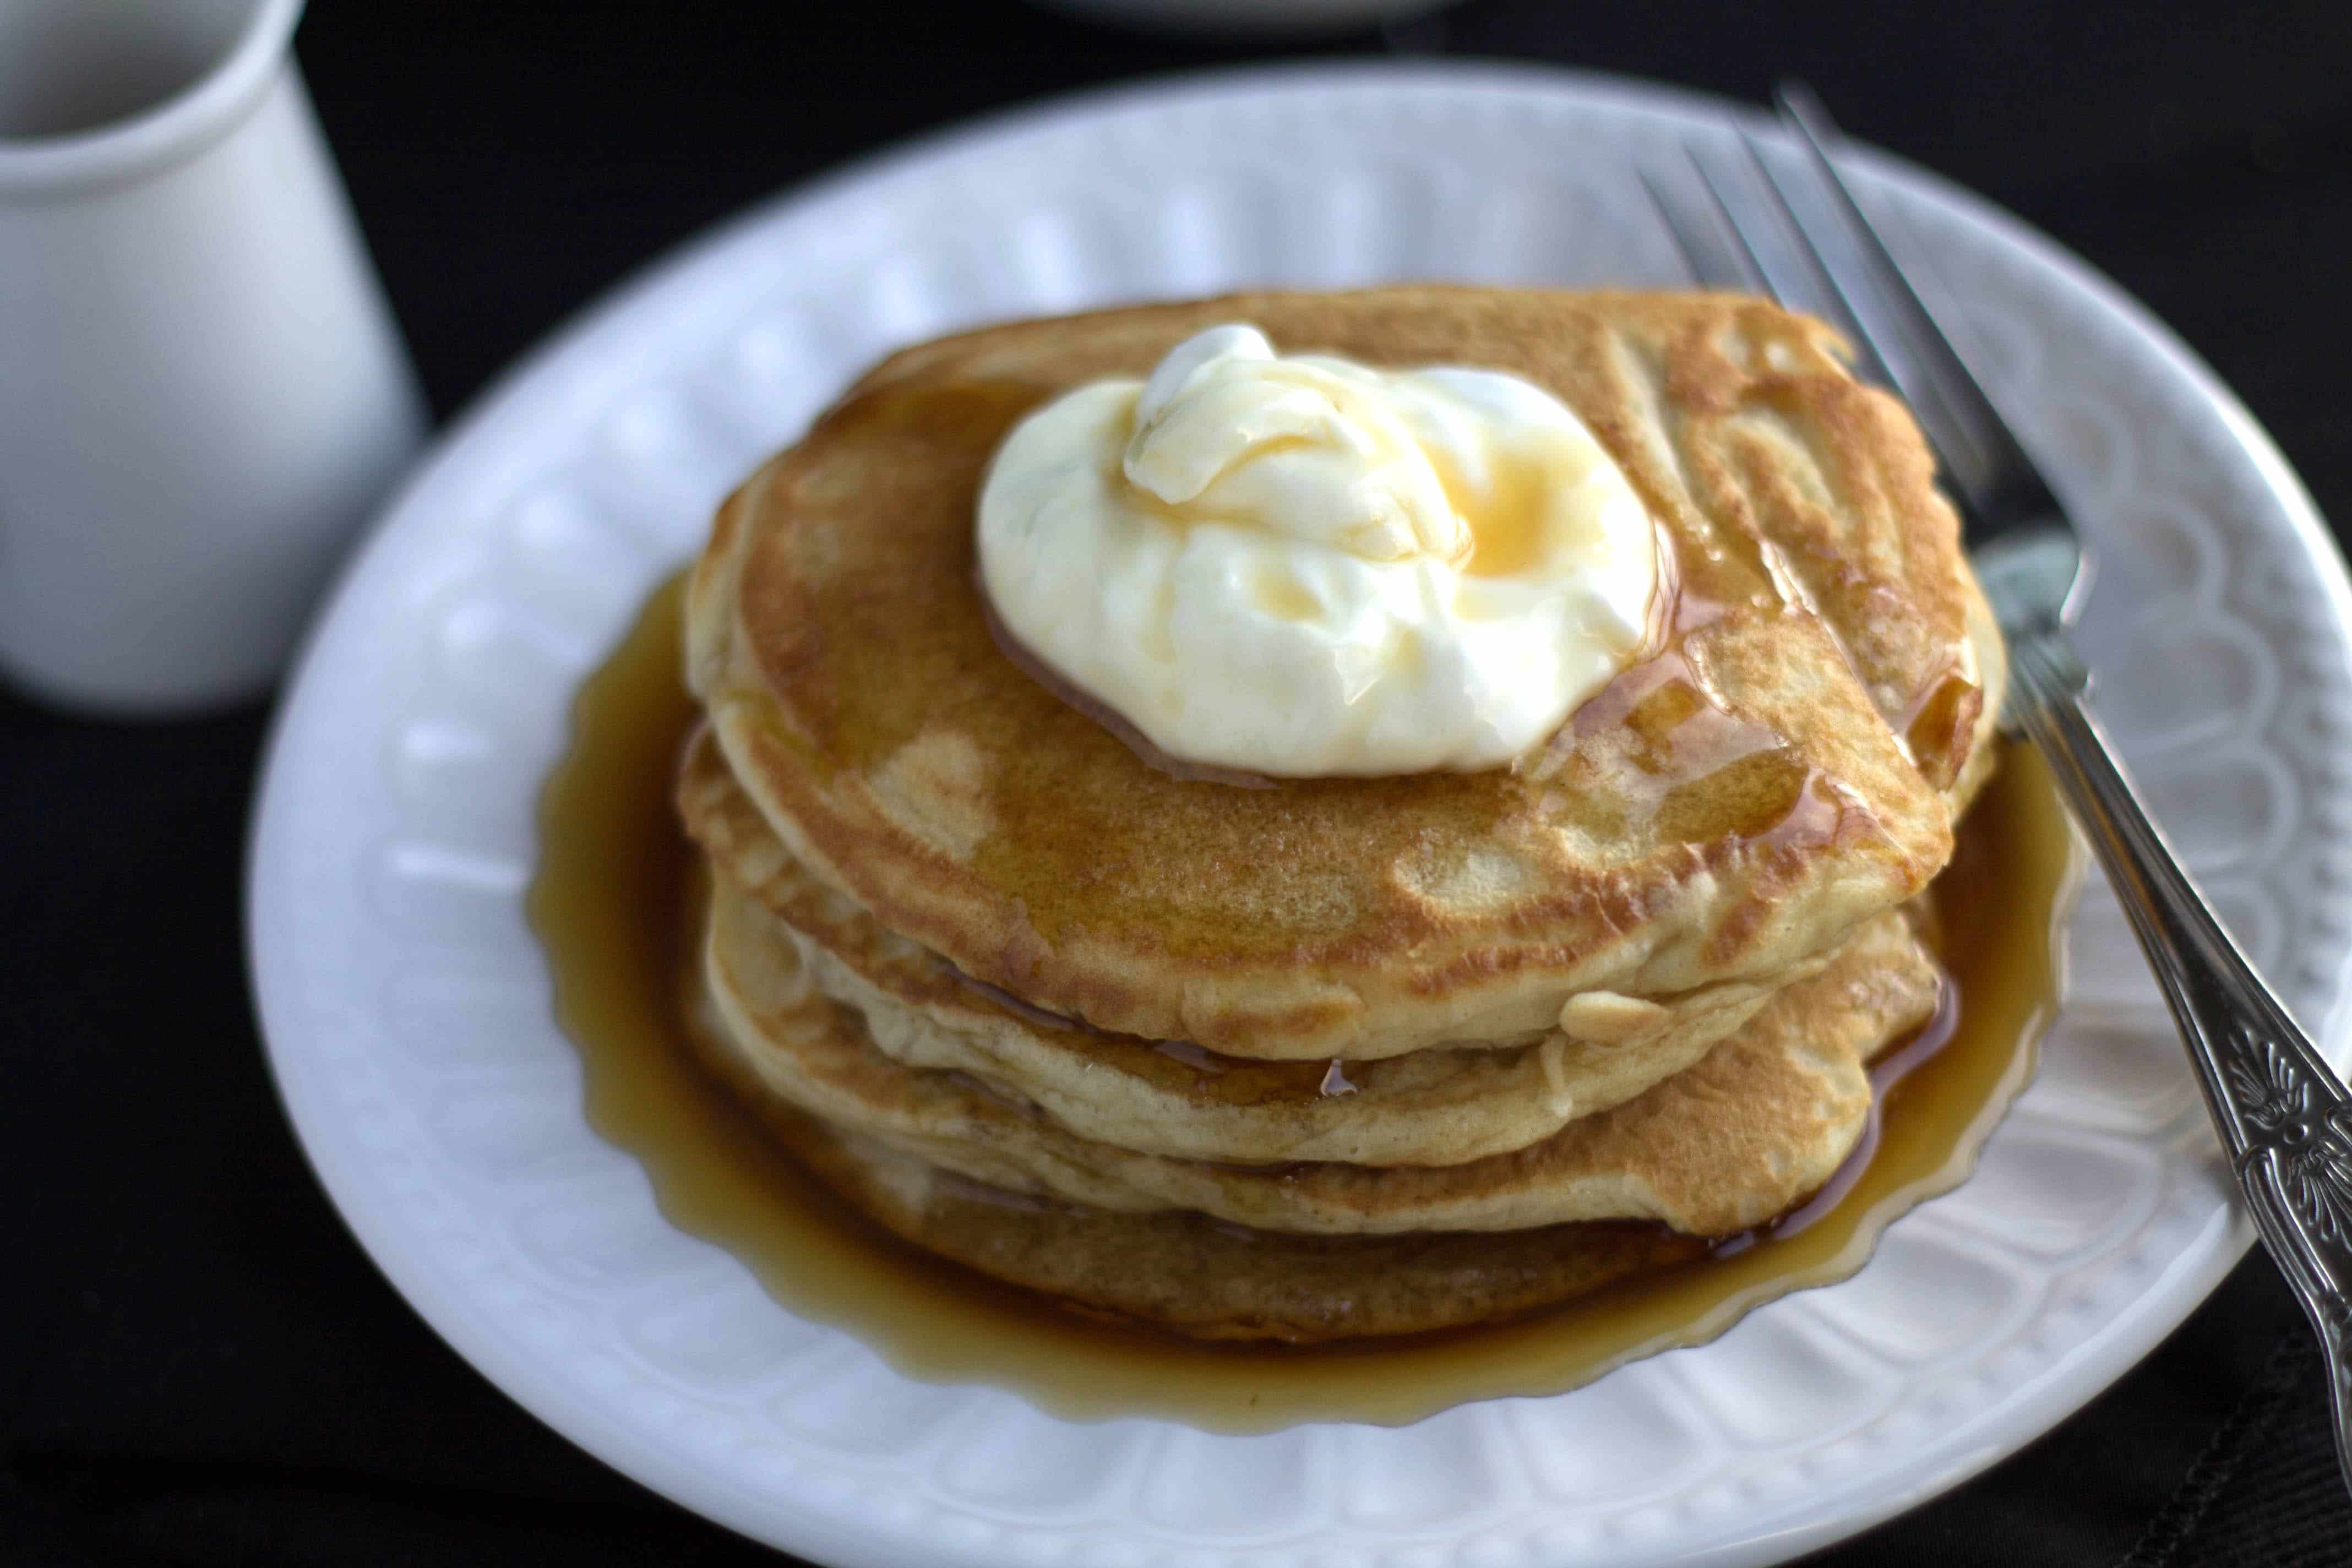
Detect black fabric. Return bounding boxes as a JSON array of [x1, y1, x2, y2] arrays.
[[7, 3, 2352, 1563]]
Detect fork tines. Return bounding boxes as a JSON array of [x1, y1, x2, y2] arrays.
[[1644, 82, 2061, 535]]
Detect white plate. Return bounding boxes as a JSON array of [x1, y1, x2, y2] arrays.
[[248, 63, 2352, 1568]]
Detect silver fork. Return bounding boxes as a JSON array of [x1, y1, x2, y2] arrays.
[[1647, 81, 2352, 1493]]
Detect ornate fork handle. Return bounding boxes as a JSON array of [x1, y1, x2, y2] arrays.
[[2008, 627, 2352, 1471]]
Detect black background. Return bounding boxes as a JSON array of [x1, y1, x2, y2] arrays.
[[9, 3, 2352, 1564]]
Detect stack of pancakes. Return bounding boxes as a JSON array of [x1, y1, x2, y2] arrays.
[[676, 288, 2006, 1343]]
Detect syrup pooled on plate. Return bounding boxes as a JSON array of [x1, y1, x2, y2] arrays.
[[528, 573, 2078, 1432]]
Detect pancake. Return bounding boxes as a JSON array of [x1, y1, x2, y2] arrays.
[[679, 726, 1795, 1167], [717, 1107, 1713, 1343], [697, 868, 1944, 1238], [685, 287, 2004, 1060]]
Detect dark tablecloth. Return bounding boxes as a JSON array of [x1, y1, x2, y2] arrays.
[[9, 3, 2352, 1564]]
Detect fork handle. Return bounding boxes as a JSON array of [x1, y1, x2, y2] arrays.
[[2009, 630, 2352, 1484]]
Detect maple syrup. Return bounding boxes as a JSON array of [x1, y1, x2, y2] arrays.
[[528, 573, 2079, 1433]]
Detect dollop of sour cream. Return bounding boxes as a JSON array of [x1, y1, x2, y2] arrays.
[[976, 324, 1662, 776]]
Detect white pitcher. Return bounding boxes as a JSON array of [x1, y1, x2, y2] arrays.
[[0, 0, 425, 714]]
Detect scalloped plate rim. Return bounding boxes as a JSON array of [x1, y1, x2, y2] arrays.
[[245, 59, 2352, 1568]]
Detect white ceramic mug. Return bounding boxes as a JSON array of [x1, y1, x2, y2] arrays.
[[0, 0, 426, 714]]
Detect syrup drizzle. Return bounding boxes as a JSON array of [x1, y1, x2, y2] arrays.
[[1710, 970, 1960, 1259], [531, 573, 2081, 1431]]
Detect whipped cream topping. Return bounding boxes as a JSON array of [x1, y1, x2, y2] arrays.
[[976, 324, 1663, 776]]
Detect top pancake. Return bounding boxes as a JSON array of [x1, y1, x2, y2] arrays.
[[687, 287, 2001, 1059]]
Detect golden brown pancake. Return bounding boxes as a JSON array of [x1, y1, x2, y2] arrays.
[[722, 1108, 1713, 1343], [696, 868, 1943, 1237], [685, 288, 2003, 1060], [678, 726, 1790, 1167]]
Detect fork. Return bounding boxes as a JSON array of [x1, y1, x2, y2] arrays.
[[1646, 82, 2352, 1494]]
